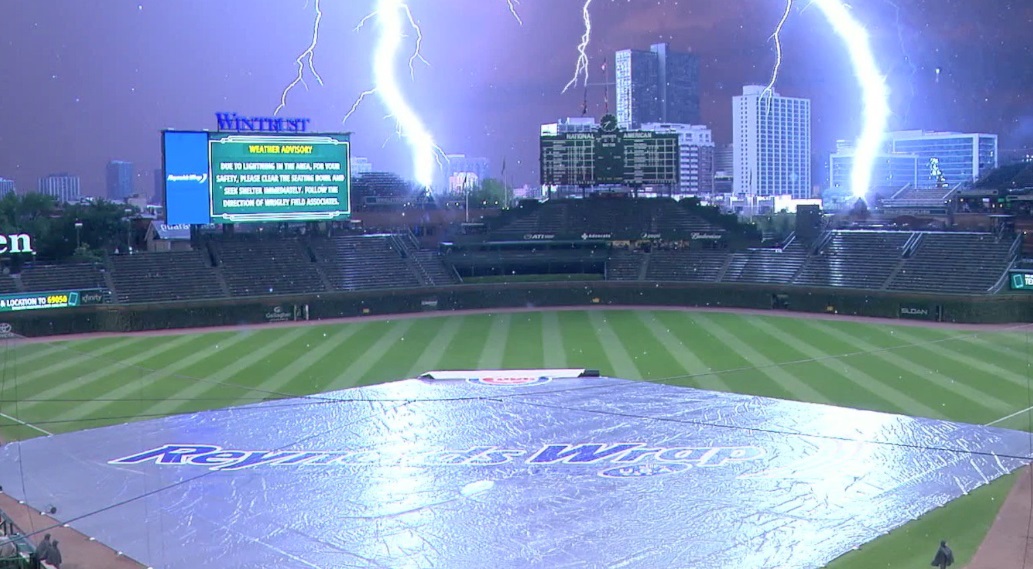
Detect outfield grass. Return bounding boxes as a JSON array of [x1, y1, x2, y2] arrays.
[[0, 308, 1031, 566]]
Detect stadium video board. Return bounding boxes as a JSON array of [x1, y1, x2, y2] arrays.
[[164, 131, 351, 225], [540, 130, 679, 187]]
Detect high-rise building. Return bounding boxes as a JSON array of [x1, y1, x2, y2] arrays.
[[830, 147, 919, 192], [153, 168, 163, 204], [615, 43, 700, 129], [733, 85, 811, 199], [351, 157, 374, 175], [106, 160, 135, 200], [38, 173, 81, 203], [640, 123, 714, 195], [541, 117, 598, 135], [439, 154, 490, 192], [0, 178, 15, 197], [885, 131, 998, 188]]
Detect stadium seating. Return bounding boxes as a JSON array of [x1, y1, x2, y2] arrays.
[[646, 249, 730, 282], [109, 251, 225, 303], [19, 263, 107, 293], [489, 198, 721, 239], [0, 274, 19, 294], [722, 243, 808, 284], [888, 232, 1018, 294], [794, 231, 911, 289], [411, 250, 460, 286], [310, 235, 421, 291], [209, 238, 327, 297], [606, 250, 646, 280]]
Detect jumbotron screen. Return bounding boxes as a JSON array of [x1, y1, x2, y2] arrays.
[[164, 131, 351, 225], [540, 130, 679, 187]]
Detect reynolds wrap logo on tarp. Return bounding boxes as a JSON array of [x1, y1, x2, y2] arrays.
[[109, 442, 765, 479]]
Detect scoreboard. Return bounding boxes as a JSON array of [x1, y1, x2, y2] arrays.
[[540, 127, 679, 187], [164, 131, 351, 225]]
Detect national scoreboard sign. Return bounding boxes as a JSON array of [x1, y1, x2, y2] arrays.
[[164, 129, 351, 225], [1009, 270, 1033, 291], [540, 130, 679, 187], [0, 289, 108, 312]]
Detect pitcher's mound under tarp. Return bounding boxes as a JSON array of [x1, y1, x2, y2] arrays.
[[1, 369, 1030, 569]]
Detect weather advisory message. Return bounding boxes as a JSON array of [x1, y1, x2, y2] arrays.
[[208, 134, 351, 223]]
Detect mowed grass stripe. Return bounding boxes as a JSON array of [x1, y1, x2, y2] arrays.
[[541, 311, 566, 368], [751, 317, 944, 418], [361, 318, 451, 383], [690, 314, 831, 405], [326, 319, 414, 390], [408, 316, 465, 377], [4, 337, 145, 393], [48, 329, 293, 424], [501, 313, 545, 369], [135, 327, 320, 419], [232, 323, 366, 400], [809, 321, 1013, 420], [437, 315, 494, 371], [477, 314, 511, 369], [15, 334, 202, 416], [651, 311, 770, 395], [603, 310, 700, 383], [752, 318, 905, 413], [636, 311, 731, 392], [588, 311, 641, 379], [559, 311, 612, 373], [888, 328, 1033, 392]]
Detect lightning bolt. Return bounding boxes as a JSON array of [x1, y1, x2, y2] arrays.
[[761, 0, 793, 115], [505, 0, 523, 25], [562, 0, 593, 93], [371, 0, 439, 188], [274, 0, 323, 115], [811, 0, 891, 198]]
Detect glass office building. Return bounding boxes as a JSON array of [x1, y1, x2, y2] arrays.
[[887, 131, 998, 188]]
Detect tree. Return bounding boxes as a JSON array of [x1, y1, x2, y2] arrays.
[[468, 178, 509, 209]]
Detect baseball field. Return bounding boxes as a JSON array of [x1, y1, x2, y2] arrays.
[[1, 307, 1030, 567]]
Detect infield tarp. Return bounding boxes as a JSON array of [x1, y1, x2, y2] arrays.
[[0, 375, 1030, 568]]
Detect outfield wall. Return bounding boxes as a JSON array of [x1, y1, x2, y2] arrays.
[[5, 282, 1032, 337]]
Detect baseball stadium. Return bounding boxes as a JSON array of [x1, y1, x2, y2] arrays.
[[3, 163, 1033, 567]]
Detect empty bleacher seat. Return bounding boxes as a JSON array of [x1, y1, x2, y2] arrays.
[[646, 249, 729, 282], [721, 243, 807, 284], [888, 233, 1017, 294], [794, 231, 911, 289], [211, 238, 326, 297], [19, 263, 106, 292], [607, 250, 646, 280], [311, 235, 421, 291], [109, 250, 224, 303]]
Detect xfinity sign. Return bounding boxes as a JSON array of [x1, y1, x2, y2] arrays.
[[0, 234, 33, 254]]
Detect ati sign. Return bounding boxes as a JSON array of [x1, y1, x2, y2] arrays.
[[109, 442, 766, 479]]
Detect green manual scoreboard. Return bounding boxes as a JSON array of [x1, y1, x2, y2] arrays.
[[208, 133, 351, 223]]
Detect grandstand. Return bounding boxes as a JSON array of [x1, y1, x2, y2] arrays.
[[2, 197, 1022, 309]]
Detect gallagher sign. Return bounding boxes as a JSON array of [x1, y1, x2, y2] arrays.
[[109, 442, 766, 479]]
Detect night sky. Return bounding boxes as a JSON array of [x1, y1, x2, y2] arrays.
[[0, 0, 1030, 196]]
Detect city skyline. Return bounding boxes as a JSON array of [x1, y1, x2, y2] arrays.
[[0, 1, 1030, 196]]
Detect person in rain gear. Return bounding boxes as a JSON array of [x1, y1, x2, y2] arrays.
[[39, 539, 61, 569], [931, 540, 954, 568]]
